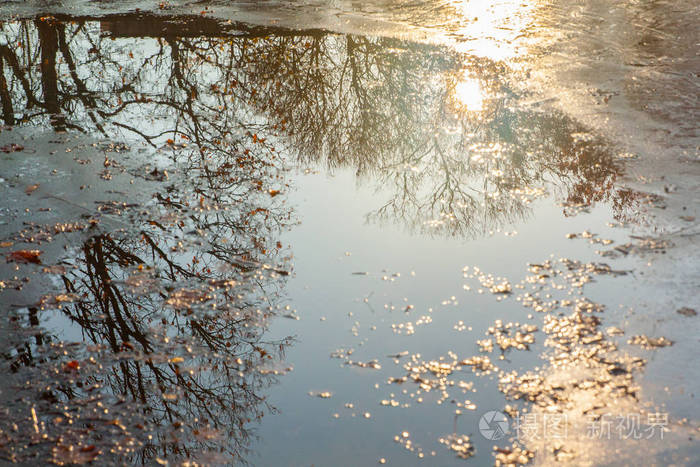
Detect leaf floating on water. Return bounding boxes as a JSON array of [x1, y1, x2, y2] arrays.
[[25, 184, 39, 195], [486, 321, 537, 352], [490, 282, 512, 294], [494, 445, 535, 465], [0, 241, 14, 248], [42, 265, 67, 274], [39, 293, 79, 308], [628, 335, 674, 349], [439, 433, 474, 460], [107, 419, 127, 430], [676, 307, 697, 317], [0, 143, 24, 153], [347, 359, 381, 370], [459, 355, 497, 373], [387, 376, 408, 384], [193, 426, 221, 441], [64, 360, 80, 372], [51, 443, 101, 465], [6, 249, 42, 264]]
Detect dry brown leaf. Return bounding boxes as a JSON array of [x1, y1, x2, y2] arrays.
[[64, 360, 80, 371], [6, 249, 42, 264]]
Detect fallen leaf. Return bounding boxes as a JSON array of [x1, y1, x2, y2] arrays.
[[677, 307, 697, 317], [51, 443, 100, 464], [268, 189, 281, 197], [64, 360, 80, 371], [0, 143, 23, 153], [628, 335, 674, 349], [42, 265, 66, 274], [108, 419, 126, 430], [25, 184, 39, 195], [7, 250, 42, 264]]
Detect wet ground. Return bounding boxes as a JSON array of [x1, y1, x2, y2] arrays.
[[0, 1, 698, 466]]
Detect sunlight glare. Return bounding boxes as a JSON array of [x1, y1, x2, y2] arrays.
[[449, 0, 535, 60], [454, 74, 484, 112]]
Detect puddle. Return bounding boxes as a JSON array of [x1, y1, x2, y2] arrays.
[[0, 3, 698, 466]]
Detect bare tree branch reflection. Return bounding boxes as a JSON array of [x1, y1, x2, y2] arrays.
[[0, 15, 296, 465], [0, 14, 634, 238]]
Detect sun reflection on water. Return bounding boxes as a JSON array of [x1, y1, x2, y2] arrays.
[[454, 74, 484, 112]]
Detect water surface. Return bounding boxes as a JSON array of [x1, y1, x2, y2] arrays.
[[0, 3, 698, 466]]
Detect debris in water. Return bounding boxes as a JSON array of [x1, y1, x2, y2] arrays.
[[606, 326, 625, 336], [494, 444, 534, 466], [628, 335, 674, 349], [386, 351, 409, 359], [6, 249, 42, 264], [676, 307, 697, 317], [439, 433, 474, 459], [485, 320, 537, 352]]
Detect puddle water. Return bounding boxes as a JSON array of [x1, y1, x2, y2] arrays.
[[0, 3, 698, 466]]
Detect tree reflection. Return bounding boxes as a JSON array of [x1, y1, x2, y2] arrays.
[[53, 226, 292, 463], [0, 15, 295, 465], [0, 128, 292, 464], [0, 13, 634, 239], [235, 34, 626, 235]]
